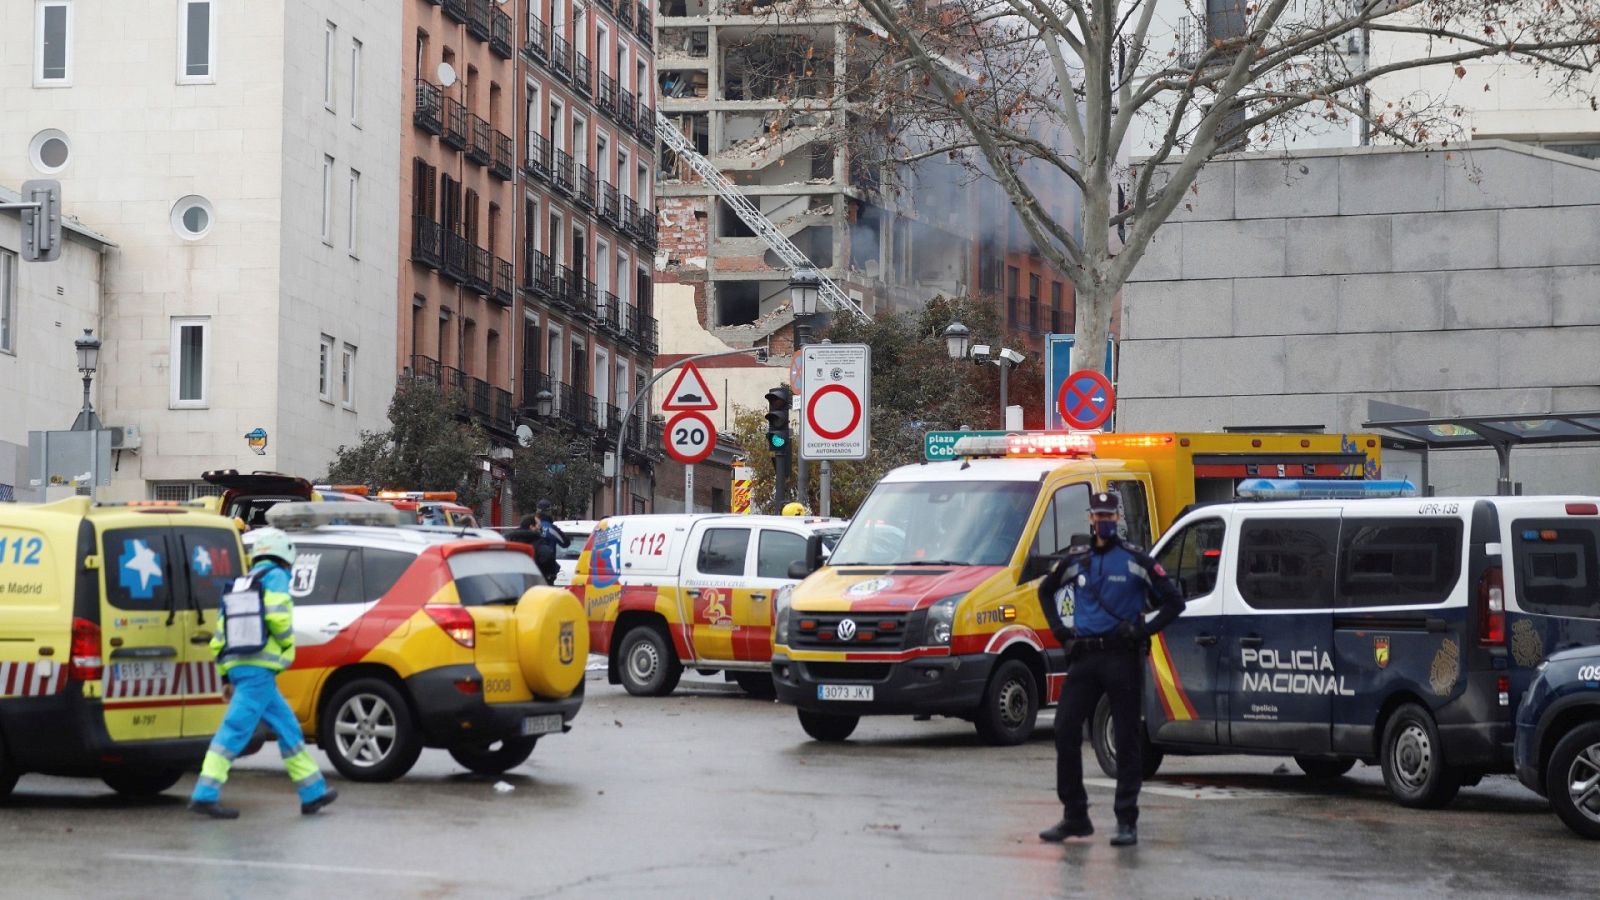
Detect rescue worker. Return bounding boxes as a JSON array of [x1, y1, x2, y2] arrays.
[[189, 528, 337, 819], [532, 510, 569, 585], [1036, 492, 1182, 847], [782, 502, 809, 516]]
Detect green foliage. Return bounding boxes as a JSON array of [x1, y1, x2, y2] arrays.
[[511, 429, 604, 521], [322, 380, 491, 508]]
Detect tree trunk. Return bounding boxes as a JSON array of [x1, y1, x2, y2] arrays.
[[1072, 280, 1115, 376]]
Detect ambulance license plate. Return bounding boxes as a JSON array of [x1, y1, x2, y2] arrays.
[[112, 661, 174, 683], [521, 714, 563, 737], [818, 684, 873, 702]]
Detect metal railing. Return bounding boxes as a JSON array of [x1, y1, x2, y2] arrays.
[[635, 2, 651, 42], [599, 181, 621, 228], [491, 130, 514, 180], [596, 290, 621, 333], [596, 0, 613, 11], [601, 403, 621, 435], [443, 0, 469, 24], [619, 196, 638, 238], [575, 163, 595, 209], [468, 243, 494, 295], [617, 0, 633, 30], [467, 113, 492, 165], [553, 149, 575, 195], [443, 97, 469, 150], [636, 207, 658, 248], [574, 276, 598, 318], [525, 134, 552, 182], [554, 264, 577, 309], [467, 0, 492, 40], [489, 6, 514, 57], [521, 369, 552, 411], [442, 231, 470, 282], [413, 79, 443, 134], [551, 34, 572, 81], [409, 355, 444, 385], [493, 256, 514, 305], [524, 13, 548, 61], [596, 72, 617, 117], [411, 216, 443, 268], [523, 246, 554, 298], [616, 87, 636, 130], [637, 101, 657, 144], [575, 51, 592, 97], [555, 382, 580, 426]]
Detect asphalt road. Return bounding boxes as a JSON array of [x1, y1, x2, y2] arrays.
[[2, 671, 1592, 898]]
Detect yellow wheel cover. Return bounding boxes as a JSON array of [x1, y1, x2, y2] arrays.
[[515, 587, 589, 698]]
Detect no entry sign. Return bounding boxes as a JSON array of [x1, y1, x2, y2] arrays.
[[1056, 369, 1115, 430], [663, 411, 716, 464], [798, 343, 870, 460]]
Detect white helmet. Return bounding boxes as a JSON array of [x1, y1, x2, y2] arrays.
[[250, 527, 298, 566]]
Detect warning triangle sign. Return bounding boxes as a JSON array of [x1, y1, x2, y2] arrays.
[[662, 362, 718, 411]]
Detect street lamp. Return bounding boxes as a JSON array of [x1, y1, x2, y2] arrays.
[[790, 268, 823, 509], [942, 322, 971, 361], [534, 388, 554, 419], [72, 328, 102, 432], [947, 323, 1024, 423]]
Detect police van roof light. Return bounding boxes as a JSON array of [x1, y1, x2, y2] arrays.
[[265, 501, 403, 530], [1235, 478, 1418, 500]]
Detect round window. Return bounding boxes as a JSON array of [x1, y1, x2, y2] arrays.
[[29, 129, 71, 174], [171, 195, 215, 240]]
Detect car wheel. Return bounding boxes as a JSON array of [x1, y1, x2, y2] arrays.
[[448, 736, 539, 775], [1545, 721, 1600, 840], [617, 625, 683, 697], [320, 678, 423, 783], [1295, 756, 1356, 779], [1380, 702, 1461, 808], [798, 709, 859, 742], [101, 768, 184, 797], [732, 672, 776, 698], [1092, 695, 1165, 780], [974, 660, 1039, 746]]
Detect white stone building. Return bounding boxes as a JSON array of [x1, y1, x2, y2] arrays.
[[0, 0, 401, 500]]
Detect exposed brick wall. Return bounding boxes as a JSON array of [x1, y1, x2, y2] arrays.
[[657, 196, 709, 264]]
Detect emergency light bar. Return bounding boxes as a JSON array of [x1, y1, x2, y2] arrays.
[[315, 484, 372, 496], [1235, 478, 1418, 500], [266, 501, 403, 530], [376, 490, 458, 502], [952, 432, 1097, 458]]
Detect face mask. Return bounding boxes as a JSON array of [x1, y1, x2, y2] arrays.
[[1094, 520, 1119, 541]]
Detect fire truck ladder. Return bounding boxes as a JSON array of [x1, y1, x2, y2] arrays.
[[655, 111, 870, 324]]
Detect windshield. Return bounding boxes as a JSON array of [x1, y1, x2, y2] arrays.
[[557, 531, 592, 561], [828, 481, 1039, 567]]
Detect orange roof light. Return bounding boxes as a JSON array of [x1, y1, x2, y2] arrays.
[[376, 490, 458, 501], [1093, 433, 1176, 450]]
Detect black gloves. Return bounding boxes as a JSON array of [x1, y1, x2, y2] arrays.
[[1114, 620, 1147, 641]]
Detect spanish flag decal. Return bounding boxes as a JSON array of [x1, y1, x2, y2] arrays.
[[1149, 633, 1198, 721]]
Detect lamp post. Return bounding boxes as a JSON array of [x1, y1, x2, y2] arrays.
[[72, 328, 102, 432], [534, 388, 553, 420], [946, 322, 1023, 425], [790, 268, 822, 511]]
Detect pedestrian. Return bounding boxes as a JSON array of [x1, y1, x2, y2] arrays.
[[533, 509, 569, 585], [505, 514, 541, 548], [1036, 492, 1182, 847], [189, 527, 337, 819]]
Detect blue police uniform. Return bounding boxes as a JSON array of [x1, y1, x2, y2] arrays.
[[1036, 493, 1183, 846]]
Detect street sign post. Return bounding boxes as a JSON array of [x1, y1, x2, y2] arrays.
[[664, 410, 716, 465], [1044, 334, 1115, 429], [799, 344, 870, 460], [923, 430, 1009, 461], [1057, 369, 1116, 430], [662, 362, 718, 411]]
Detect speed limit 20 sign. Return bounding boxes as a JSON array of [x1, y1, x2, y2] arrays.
[[664, 411, 716, 465]]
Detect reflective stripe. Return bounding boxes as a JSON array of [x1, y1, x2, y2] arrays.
[[199, 752, 233, 783], [207, 740, 239, 762], [284, 750, 322, 783], [293, 772, 325, 790]]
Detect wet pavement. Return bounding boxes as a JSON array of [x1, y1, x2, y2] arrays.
[[2, 671, 1592, 898]]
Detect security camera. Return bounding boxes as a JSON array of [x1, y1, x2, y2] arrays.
[[999, 348, 1026, 365], [971, 344, 992, 359]]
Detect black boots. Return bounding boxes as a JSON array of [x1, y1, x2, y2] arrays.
[[188, 800, 240, 820], [1111, 823, 1138, 846], [1038, 818, 1094, 842], [301, 788, 339, 815]]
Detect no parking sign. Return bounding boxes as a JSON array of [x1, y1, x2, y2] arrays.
[[1056, 369, 1115, 430]]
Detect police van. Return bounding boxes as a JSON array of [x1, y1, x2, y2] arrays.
[[1114, 482, 1600, 807]]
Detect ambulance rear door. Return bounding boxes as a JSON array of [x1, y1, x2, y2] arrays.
[[172, 523, 246, 737], [100, 520, 188, 740]]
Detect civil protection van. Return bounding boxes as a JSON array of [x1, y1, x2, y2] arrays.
[[1123, 486, 1600, 807], [0, 497, 245, 799]]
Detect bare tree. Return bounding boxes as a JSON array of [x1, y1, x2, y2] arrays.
[[814, 0, 1600, 372]]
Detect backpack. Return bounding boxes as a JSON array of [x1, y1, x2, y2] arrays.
[[219, 570, 270, 657]]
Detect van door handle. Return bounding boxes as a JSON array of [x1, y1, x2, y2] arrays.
[[1194, 634, 1219, 647], [750, 593, 767, 601], [1238, 635, 1264, 649], [1425, 617, 1447, 633], [686, 589, 700, 597], [110, 646, 179, 659], [320, 625, 343, 634], [190, 632, 213, 645]]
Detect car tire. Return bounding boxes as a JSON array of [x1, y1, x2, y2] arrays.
[[617, 625, 683, 697], [974, 660, 1039, 746], [320, 678, 424, 783], [1545, 721, 1600, 840], [733, 672, 776, 698], [1091, 696, 1164, 780], [0, 732, 19, 801], [1295, 756, 1356, 779], [1380, 702, 1461, 808], [448, 736, 539, 775], [101, 768, 184, 797], [798, 709, 859, 742]]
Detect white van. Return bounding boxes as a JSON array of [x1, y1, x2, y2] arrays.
[[1106, 484, 1600, 808]]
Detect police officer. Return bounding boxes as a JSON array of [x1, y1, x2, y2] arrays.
[[1037, 491, 1182, 847]]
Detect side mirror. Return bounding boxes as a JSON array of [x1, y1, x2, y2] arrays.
[[788, 533, 825, 580], [787, 559, 812, 580]]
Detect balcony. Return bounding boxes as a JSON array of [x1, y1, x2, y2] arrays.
[[468, 244, 493, 295], [443, 97, 469, 150], [555, 382, 581, 427], [466, 113, 492, 166], [578, 389, 600, 431], [490, 130, 514, 180], [525, 134, 553, 183], [553, 264, 578, 309], [601, 403, 621, 436], [408, 356, 443, 388], [524, 14, 548, 62], [596, 72, 617, 118], [619, 196, 637, 238], [553, 149, 575, 196], [635, 206, 658, 249], [575, 164, 596, 209], [617, 0, 633, 30], [467, 0, 492, 41], [490, 6, 514, 57], [623, 304, 658, 353], [413, 79, 443, 134], [575, 52, 592, 98], [575, 278, 599, 320], [442, 231, 470, 283], [616, 87, 636, 131], [551, 35, 572, 82], [635, 2, 651, 43], [1048, 307, 1069, 333], [523, 246, 555, 299], [411, 216, 443, 269], [596, 290, 621, 334], [443, 0, 469, 25], [637, 101, 657, 144], [492, 256, 515, 306], [598, 181, 621, 228], [520, 369, 552, 413]]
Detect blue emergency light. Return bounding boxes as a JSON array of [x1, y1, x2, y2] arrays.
[[1235, 478, 1419, 500]]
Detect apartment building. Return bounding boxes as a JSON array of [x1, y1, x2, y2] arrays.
[[0, 0, 402, 501]]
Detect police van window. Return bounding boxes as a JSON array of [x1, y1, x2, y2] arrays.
[[756, 530, 807, 579], [1156, 518, 1225, 601], [105, 528, 177, 613], [1033, 483, 1092, 557], [177, 528, 243, 611], [1108, 480, 1153, 545], [289, 547, 355, 606], [1237, 519, 1339, 610], [361, 548, 416, 599], [1512, 520, 1600, 620], [1337, 519, 1462, 608], [697, 528, 751, 576]]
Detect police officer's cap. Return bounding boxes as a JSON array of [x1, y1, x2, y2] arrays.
[[1089, 491, 1120, 513]]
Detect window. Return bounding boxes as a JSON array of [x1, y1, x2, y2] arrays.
[[1512, 520, 1600, 620], [288, 547, 359, 606], [170, 194, 214, 240], [347, 169, 360, 256], [321, 155, 334, 243], [448, 550, 547, 602], [341, 344, 356, 408], [757, 530, 807, 579], [349, 38, 362, 125], [0, 250, 14, 354], [170, 317, 210, 407], [29, 128, 71, 173], [1007, 266, 1020, 298], [1032, 483, 1091, 558], [1155, 518, 1226, 601], [363, 548, 417, 598], [318, 335, 334, 401], [1106, 480, 1153, 546], [828, 481, 1039, 567], [104, 530, 176, 612], [1237, 518, 1340, 610], [697, 528, 751, 576], [323, 21, 336, 110], [36, 1, 71, 85], [1337, 519, 1462, 607], [179, 528, 244, 611], [179, 0, 214, 82]]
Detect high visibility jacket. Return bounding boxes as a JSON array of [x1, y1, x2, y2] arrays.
[[211, 561, 296, 676]]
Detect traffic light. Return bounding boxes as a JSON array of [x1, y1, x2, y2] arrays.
[[764, 386, 793, 452]]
